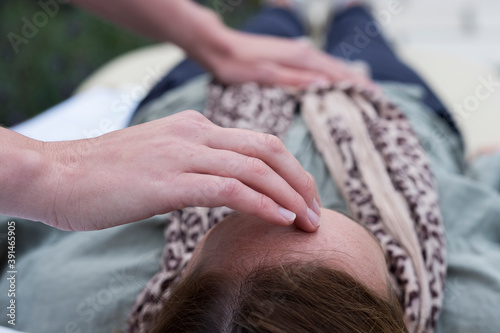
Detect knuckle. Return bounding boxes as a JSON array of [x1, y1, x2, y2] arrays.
[[179, 109, 204, 121], [247, 157, 268, 176], [262, 133, 285, 154], [179, 110, 211, 127], [303, 172, 315, 193], [294, 41, 312, 57], [257, 193, 270, 211], [295, 42, 314, 64], [213, 65, 231, 83], [173, 111, 213, 136], [291, 191, 304, 207], [220, 178, 242, 198]]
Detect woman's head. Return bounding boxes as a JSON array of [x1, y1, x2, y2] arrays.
[[148, 208, 407, 332], [187, 208, 389, 296]]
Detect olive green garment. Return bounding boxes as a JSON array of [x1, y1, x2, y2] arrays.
[[1, 76, 499, 333]]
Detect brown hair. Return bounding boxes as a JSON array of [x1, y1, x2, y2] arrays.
[[146, 260, 407, 333]]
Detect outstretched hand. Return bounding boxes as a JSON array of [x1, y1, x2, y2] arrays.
[[41, 111, 321, 232], [195, 28, 378, 91]]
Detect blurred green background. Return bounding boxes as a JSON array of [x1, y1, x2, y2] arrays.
[[0, 0, 259, 127]]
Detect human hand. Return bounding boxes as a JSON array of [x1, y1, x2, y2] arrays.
[[40, 110, 321, 232], [194, 28, 378, 91]]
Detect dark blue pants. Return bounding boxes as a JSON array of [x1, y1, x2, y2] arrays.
[[135, 6, 458, 133]]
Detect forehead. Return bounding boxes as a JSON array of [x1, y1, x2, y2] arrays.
[[205, 209, 381, 262], [195, 209, 389, 296]]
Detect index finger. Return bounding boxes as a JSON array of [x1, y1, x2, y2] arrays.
[[271, 39, 378, 90], [207, 127, 321, 231]]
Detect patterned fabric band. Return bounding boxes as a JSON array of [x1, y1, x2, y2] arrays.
[[128, 82, 446, 333]]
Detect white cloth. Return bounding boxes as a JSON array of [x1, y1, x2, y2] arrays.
[[11, 87, 136, 141]]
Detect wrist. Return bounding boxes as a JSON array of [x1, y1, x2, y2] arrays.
[[0, 129, 51, 222], [178, 7, 235, 71], [39, 139, 91, 229]]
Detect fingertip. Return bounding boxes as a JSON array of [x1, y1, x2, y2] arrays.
[[278, 206, 297, 224], [307, 207, 321, 228], [316, 196, 323, 208], [312, 198, 321, 216], [291, 210, 321, 233]]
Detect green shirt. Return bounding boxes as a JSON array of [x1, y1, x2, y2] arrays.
[[2, 76, 499, 333]]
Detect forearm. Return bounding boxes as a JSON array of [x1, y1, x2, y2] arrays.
[[0, 128, 53, 222], [69, 0, 230, 60]]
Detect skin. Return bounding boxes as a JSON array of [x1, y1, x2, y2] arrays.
[[1, 0, 377, 231], [0, 111, 321, 231], [71, 0, 378, 89], [185, 208, 389, 297]]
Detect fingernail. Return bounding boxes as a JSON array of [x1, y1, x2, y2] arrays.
[[312, 198, 321, 216], [279, 206, 297, 223], [307, 207, 321, 227]]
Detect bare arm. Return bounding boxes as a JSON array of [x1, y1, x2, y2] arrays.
[[0, 0, 382, 232], [69, 0, 229, 67], [1, 112, 321, 232], [69, 0, 377, 88]]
